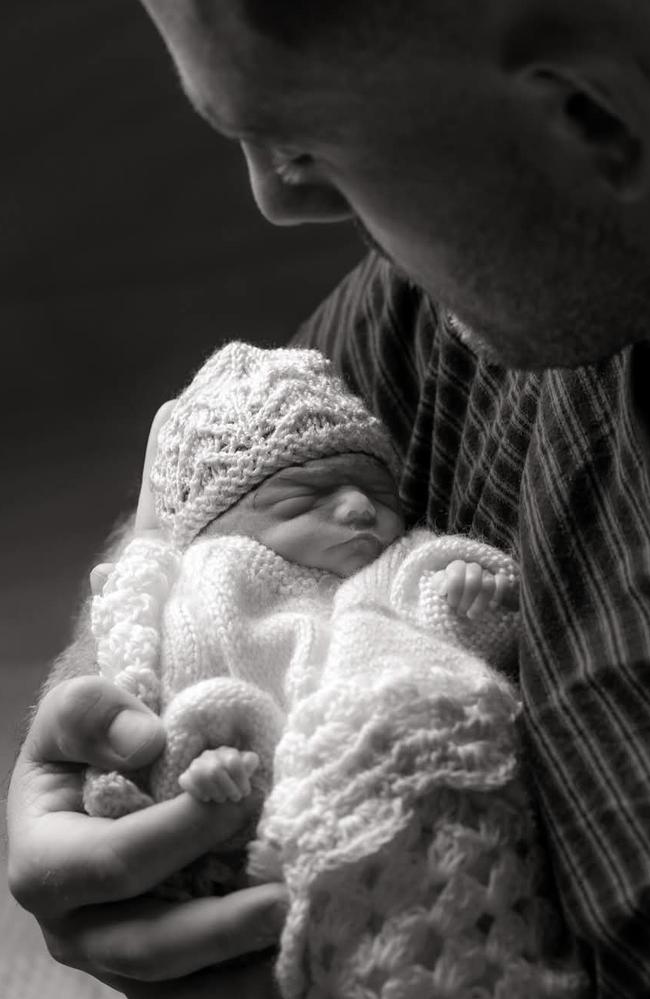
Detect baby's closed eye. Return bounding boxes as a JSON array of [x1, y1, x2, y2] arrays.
[[270, 493, 318, 517]]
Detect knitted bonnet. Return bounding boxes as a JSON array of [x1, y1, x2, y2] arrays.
[[151, 342, 401, 548]]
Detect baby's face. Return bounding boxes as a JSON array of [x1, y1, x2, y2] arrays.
[[207, 453, 404, 577]]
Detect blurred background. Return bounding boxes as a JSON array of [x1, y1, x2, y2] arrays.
[[0, 3, 362, 995]]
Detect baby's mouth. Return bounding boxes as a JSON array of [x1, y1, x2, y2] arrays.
[[343, 532, 383, 552]]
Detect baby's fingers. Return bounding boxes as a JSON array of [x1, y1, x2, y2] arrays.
[[180, 748, 259, 803], [491, 571, 520, 611], [466, 571, 497, 619], [218, 748, 259, 798], [454, 561, 485, 616], [439, 560, 468, 610]]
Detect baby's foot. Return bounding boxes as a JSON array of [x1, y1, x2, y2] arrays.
[[178, 747, 260, 803]]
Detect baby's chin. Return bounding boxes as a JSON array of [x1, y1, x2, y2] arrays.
[[331, 543, 387, 578]]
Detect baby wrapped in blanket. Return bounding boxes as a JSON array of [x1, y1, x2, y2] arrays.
[[84, 342, 588, 998]]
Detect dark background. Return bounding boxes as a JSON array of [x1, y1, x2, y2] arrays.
[[0, 8, 361, 993], [1, 0, 362, 684]]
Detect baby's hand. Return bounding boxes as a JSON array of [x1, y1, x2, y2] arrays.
[[178, 747, 260, 803], [438, 560, 519, 618]]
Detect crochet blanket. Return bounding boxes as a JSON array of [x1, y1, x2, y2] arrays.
[[83, 533, 337, 895], [248, 531, 589, 998], [83, 529, 588, 995]]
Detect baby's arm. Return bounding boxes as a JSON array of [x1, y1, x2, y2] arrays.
[[438, 559, 519, 618], [179, 747, 260, 803]]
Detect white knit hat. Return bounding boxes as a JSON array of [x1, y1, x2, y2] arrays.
[[151, 342, 401, 548]]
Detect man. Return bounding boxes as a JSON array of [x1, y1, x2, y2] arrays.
[[7, 1, 650, 996]]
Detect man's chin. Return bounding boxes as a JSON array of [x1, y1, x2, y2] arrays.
[[444, 312, 511, 366], [443, 310, 618, 372], [351, 217, 396, 266]]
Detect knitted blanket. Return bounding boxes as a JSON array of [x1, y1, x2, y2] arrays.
[[83, 533, 337, 895], [83, 529, 588, 995], [248, 531, 589, 998]]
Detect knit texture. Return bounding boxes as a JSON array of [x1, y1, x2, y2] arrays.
[[151, 341, 401, 548], [249, 531, 588, 998], [83, 533, 337, 896], [83, 529, 586, 994]]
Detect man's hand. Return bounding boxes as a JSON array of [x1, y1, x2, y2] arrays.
[[6, 402, 287, 997], [133, 400, 176, 537], [7, 677, 287, 996], [91, 401, 175, 596]]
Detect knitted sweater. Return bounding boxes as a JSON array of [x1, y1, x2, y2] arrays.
[[83, 532, 337, 895]]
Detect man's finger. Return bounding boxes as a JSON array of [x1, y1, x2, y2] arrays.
[[89, 563, 114, 596], [10, 789, 262, 915], [135, 400, 176, 534], [111, 951, 280, 998], [55, 883, 288, 982], [23, 675, 165, 771]]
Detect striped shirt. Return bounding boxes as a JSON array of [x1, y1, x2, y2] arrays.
[[294, 251, 650, 998]]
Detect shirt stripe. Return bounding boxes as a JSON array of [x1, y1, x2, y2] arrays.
[[294, 252, 650, 997]]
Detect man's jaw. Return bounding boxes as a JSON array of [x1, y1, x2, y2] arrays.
[[351, 215, 395, 265]]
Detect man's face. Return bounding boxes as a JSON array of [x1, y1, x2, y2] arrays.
[[140, 0, 650, 368], [205, 454, 405, 577]]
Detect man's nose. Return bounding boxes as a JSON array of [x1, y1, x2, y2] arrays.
[[334, 488, 377, 527], [241, 142, 352, 226]]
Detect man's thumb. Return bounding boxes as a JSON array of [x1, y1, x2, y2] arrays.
[[25, 676, 165, 770]]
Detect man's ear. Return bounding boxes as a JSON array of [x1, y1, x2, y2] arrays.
[[516, 62, 647, 201], [496, 4, 650, 202]]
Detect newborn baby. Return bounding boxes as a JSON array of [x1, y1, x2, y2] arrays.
[[85, 343, 405, 886], [179, 451, 509, 805], [84, 342, 587, 998]]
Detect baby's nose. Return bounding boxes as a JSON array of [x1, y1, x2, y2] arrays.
[[335, 488, 377, 526]]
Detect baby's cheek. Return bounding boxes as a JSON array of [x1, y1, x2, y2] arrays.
[[268, 517, 322, 562], [384, 509, 405, 544]]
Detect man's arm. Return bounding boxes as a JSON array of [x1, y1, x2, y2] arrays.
[[520, 349, 650, 997], [7, 402, 287, 997], [9, 257, 423, 995], [297, 256, 650, 993], [7, 700, 285, 995]]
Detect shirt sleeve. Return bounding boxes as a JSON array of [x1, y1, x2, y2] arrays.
[[519, 342, 650, 997]]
